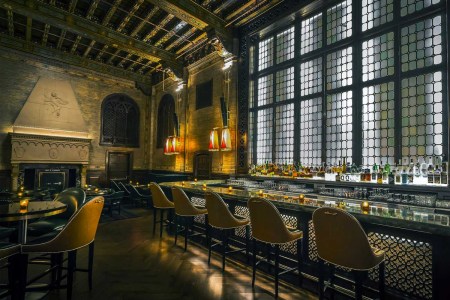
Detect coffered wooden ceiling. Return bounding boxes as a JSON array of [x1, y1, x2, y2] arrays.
[[0, 0, 284, 84]]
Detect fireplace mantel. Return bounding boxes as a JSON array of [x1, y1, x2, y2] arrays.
[[10, 133, 91, 190]]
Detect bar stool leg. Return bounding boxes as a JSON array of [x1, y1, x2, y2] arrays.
[[88, 242, 94, 290], [318, 258, 325, 300], [152, 207, 157, 236], [245, 225, 250, 263], [174, 215, 178, 245], [222, 230, 228, 271], [252, 239, 257, 287], [354, 270, 364, 300], [184, 217, 189, 252], [275, 244, 280, 298], [208, 227, 212, 265], [160, 209, 164, 238], [67, 250, 77, 300], [379, 261, 385, 300], [296, 239, 303, 286]]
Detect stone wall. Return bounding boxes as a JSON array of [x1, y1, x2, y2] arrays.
[[0, 47, 151, 186], [151, 52, 237, 175]]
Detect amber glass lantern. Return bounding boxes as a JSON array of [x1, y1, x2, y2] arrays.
[[220, 127, 232, 151], [209, 128, 219, 151]]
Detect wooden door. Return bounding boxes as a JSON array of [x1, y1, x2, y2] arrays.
[[107, 151, 132, 181], [193, 151, 211, 179]]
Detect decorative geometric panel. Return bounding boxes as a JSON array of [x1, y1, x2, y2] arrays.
[[308, 220, 318, 262], [326, 47, 353, 90], [368, 232, 432, 299], [301, 13, 323, 55], [326, 0, 352, 45], [300, 57, 322, 96], [300, 98, 322, 166], [257, 74, 273, 106], [401, 72, 443, 159], [401, 15, 443, 72], [362, 0, 394, 31], [326, 91, 353, 164], [280, 214, 298, 255], [400, 0, 441, 17], [362, 82, 396, 166], [191, 197, 206, 224], [276, 26, 295, 64], [258, 37, 274, 71], [256, 108, 273, 164], [249, 45, 255, 75], [275, 103, 295, 164], [362, 32, 395, 82], [234, 206, 249, 238], [276, 67, 294, 102]]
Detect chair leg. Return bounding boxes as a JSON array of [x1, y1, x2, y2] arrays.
[[379, 262, 385, 300], [252, 239, 257, 287], [275, 245, 280, 298], [67, 251, 77, 300], [160, 209, 164, 238], [318, 259, 325, 300], [354, 271, 364, 300], [88, 242, 95, 290], [208, 226, 212, 265], [245, 225, 250, 263], [153, 207, 157, 236]]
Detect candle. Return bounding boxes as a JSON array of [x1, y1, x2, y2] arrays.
[[194, 178, 198, 182], [181, 181, 185, 186], [20, 186, 24, 191], [228, 186, 232, 192], [258, 190, 263, 196], [298, 194, 305, 204], [136, 182, 139, 186], [19, 198, 29, 210], [129, 180, 133, 184], [84, 184, 88, 188], [17, 192, 23, 198], [95, 188, 99, 193]]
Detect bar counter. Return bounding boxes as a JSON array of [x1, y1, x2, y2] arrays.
[[160, 179, 450, 300]]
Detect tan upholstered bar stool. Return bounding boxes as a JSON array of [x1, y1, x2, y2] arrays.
[[171, 187, 208, 251], [312, 207, 385, 300], [21, 197, 104, 300], [248, 197, 303, 298], [205, 192, 250, 271], [149, 183, 174, 238]]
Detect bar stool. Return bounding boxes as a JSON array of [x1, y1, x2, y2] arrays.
[[149, 183, 174, 238], [248, 197, 303, 298], [0, 243, 20, 299], [312, 207, 385, 300], [205, 192, 250, 271], [171, 187, 207, 251]]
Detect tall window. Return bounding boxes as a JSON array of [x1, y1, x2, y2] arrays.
[[248, 0, 447, 168], [101, 94, 139, 147], [156, 94, 175, 148]]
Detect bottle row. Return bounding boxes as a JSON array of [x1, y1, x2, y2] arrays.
[[248, 157, 448, 186]]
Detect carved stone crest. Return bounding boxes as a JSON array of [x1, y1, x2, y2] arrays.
[[13, 146, 25, 158], [49, 148, 59, 159]]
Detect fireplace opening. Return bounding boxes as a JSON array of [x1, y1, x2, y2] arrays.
[[21, 164, 80, 192]]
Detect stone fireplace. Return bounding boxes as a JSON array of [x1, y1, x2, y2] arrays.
[[10, 77, 91, 191]]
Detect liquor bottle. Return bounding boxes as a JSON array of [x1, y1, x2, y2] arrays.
[[364, 168, 371, 182], [377, 161, 383, 184], [372, 163, 378, 182], [434, 164, 441, 185], [383, 160, 390, 183], [395, 160, 402, 184], [342, 158, 347, 174], [427, 157, 435, 184], [441, 162, 448, 185], [408, 158, 415, 184]]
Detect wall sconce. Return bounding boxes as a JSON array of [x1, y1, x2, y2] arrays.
[[209, 128, 219, 151], [164, 136, 180, 155]]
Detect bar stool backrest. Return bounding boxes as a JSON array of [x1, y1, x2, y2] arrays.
[[54, 194, 78, 220], [171, 187, 199, 216], [22, 196, 105, 253], [205, 192, 238, 229], [312, 207, 381, 270], [149, 183, 173, 208], [59, 187, 86, 207], [248, 197, 295, 244]]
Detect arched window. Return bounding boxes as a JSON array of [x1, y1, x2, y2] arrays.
[[156, 94, 175, 148], [100, 94, 139, 147]]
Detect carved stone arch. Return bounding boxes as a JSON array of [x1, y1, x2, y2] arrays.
[[100, 93, 140, 147]]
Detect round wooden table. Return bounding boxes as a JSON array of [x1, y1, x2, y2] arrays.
[[0, 201, 66, 244]]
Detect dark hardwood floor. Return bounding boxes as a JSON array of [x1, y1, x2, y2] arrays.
[[25, 207, 318, 300]]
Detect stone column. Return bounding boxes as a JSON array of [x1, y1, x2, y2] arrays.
[[11, 164, 19, 191], [81, 165, 88, 187]]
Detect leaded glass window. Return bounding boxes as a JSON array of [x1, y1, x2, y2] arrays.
[[275, 103, 295, 164], [101, 94, 139, 147]]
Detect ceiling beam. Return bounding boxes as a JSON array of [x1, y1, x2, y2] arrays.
[[117, 0, 144, 33], [25, 16, 31, 41], [0, 33, 152, 83], [144, 0, 232, 45], [6, 8, 14, 36], [130, 6, 159, 38], [1, 0, 178, 64], [41, 23, 50, 46]]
